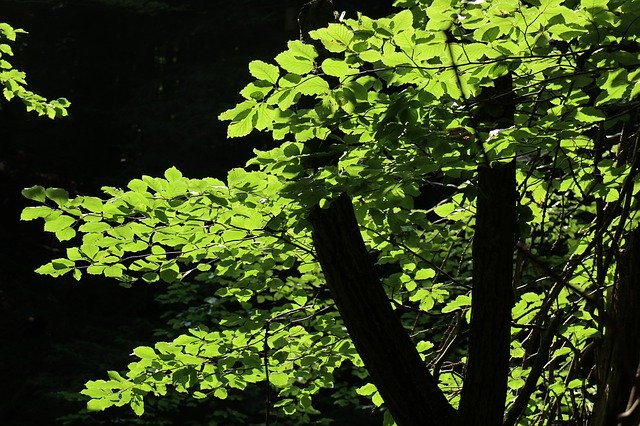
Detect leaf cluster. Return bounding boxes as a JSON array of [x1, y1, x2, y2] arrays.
[[21, 0, 640, 423], [0, 22, 70, 118]]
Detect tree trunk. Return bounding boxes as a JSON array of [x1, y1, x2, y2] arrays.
[[592, 227, 640, 425], [459, 161, 516, 425], [308, 193, 458, 426]]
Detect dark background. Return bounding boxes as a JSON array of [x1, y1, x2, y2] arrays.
[[0, 1, 393, 424]]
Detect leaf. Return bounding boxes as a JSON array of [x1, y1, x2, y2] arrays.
[[104, 265, 124, 278], [391, 9, 414, 33], [79, 222, 111, 233], [417, 341, 434, 353], [87, 399, 111, 412], [240, 81, 273, 101], [20, 206, 53, 221], [442, 294, 472, 313], [310, 23, 354, 53], [164, 166, 183, 181], [214, 387, 228, 399], [255, 103, 276, 130], [81, 196, 104, 212], [508, 377, 526, 390], [0, 23, 18, 41], [108, 371, 126, 381], [356, 383, 377, 396], [131, 395, 145, 416], [227, 109, 257, 138], [574, 107, 605, 123], [45, 187, 69, 206], [275, 41, 316, 75], [159, 263, 180, 283], [55, 227, 76, 241], [359, 50, 382, 63], [475, 26, 501, 42], [321, 58, 357, 77], [35, 259, 75, 277], [218, 99, 256, 122], [371, 391, 384, 407], [21, 185, 46, 202], [248, 60, 279, 84], [44, 214, 75, 232], [434, 202, 455, 218], [415, 268, 435, 280], [596, 69, 629, 105], [142, 272, 159, 283], [3, 86, 15, 101], [133, 346, 157, 359], [269, 372, 289, 387], [297, 75, 330, 95], [0, 43, 13, 55]]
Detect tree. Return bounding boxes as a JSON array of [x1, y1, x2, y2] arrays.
[[0, 22, 69, 118], [21, 0, 640, 424]]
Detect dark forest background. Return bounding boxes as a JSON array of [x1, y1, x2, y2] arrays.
[[0, 1, 393, 424]]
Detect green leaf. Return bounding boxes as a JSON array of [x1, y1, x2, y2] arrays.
[[359, 49, 382, 63], [321, 58, 357, 77], [255, 103, 276, 130], [310, 23, 354, 53], [164, 166, 183, 181], [227, 109, 257, 138], [442, 295, 472, 313], [574, 107, 605, 123], [508, 377, 526, 390], [104, 264, 124, 278], [133, 346, 157, 359], [240, 81, 273, 101], [249, 60, 279, 84], [45, 188, 69, 206], [270, 372, 289, 387], [218, 100, 256, 122], [356, 383, 377, 396], [21, 185, 46, 202], [44, 214, 75, 232], [131, 395, 145, 416], [297, 75, 330, 95], [434, 202, 455, 218], [417, 341, 434, 353], [55, 227, 76, 241], [275, 41, 316, 75], [107, 371, 126, 381], [415, 268, 435, 280], [391, 9, 413, 33], [596, 69, 629, 105], [20, 206, 53, 221], [371, 391, 384, 407], [87, 399, 111, 412], [214, 387, 228, 399], [81, 196, 104, 212]]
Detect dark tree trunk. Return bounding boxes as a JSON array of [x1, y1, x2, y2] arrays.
[[592, 227, 640, 425], [459, 161, 516, 425], [308, 193, 458, 426]]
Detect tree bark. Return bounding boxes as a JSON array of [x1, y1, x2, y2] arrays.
[[592, 227, 640, 425], [459, 161, 516, 425], [308, 193, 458, 426]]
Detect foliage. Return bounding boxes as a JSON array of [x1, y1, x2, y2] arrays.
[[22, 0, 640, 424], [0, 22, 70, 118]]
